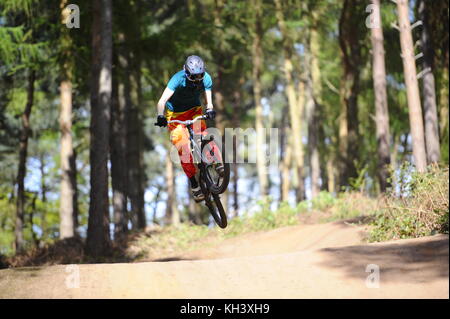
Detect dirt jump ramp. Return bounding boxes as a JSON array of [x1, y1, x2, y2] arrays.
[[0, 222, 447, 299]]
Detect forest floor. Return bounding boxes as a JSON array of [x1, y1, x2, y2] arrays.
[[0, 218, 448, 298]]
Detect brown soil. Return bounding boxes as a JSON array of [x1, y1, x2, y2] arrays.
[[0, 220, 447, 299]]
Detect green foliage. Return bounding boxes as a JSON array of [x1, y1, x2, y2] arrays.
[[323, 193, 378, 222], [224, 199, 298, 237], [0, 193, 15, 255], [125, 223, 212, 260], [348, 163, 369, 192], [1, 0, 37, 16], [0, 25, 47, 73], [368, 165, 449, 242], [296, 191, 337, 212], [369, 210, 429, 242], [310, 191, 336, 210]]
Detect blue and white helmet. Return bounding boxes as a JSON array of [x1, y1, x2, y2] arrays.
[[184, 55, 205, 82]]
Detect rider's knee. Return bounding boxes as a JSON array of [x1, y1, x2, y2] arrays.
[[170, 126, 189, 146]]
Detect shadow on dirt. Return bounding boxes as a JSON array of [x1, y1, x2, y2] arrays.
[[339, 215, 376, 225], [4, 236, 136, 268], [317, 235, 449, 283], [141, 256, 193, 262], [3, 226, 198, 268], [8, 267, 42, 278]]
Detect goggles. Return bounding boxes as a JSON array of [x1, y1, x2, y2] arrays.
[[186, 71, 205, 82]]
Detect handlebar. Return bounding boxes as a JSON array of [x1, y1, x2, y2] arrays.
[[154, 115, 208, 127], [168, 115, 207, 125]]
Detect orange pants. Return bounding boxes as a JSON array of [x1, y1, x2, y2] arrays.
[[166, 106, 221, 178]]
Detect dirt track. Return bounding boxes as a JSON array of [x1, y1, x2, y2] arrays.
[[0, 220, 448, 298]]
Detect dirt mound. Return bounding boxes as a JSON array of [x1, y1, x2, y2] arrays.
[[161, 219, 369, 261], [0, 232, 447, 299], [1, 222, 447, 299]]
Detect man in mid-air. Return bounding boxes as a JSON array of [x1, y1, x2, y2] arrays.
[[155, 55, 223, 202]]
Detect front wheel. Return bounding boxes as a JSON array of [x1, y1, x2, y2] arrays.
[[211, 193, 227, 228], [202, 140, 230, 194], [199, 173, 227, 228]]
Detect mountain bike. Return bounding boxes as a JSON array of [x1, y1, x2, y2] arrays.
[[157, 115, 230, 228]]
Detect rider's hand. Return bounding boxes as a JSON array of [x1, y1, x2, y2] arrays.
[[205, 109, 216, 120], [155, 115, 168, 127]]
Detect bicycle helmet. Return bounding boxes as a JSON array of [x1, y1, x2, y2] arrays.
[[184, 55, 205, 82]]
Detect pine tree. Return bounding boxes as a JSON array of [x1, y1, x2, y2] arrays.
[[396, 0, 427, 172], [370, 0, 391, 192], [86, 0, 113, 257]]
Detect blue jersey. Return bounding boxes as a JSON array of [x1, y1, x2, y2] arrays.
[[166, 70, 212, 113]]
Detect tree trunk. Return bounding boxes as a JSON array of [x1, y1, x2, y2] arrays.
[[418, 0, 440, 164], [326, 157, 336, 194], [165, 154, 180, 226], [338, 81, 348, 187], [30, 193, 39, 247], [439, 69, 448, 150], [111, 47, 128, 241], [208, 0, 230, 210], [391, 134, 400, 192], [127, 65, 146, 230], [59, 0, 75, 240], [232, 88, 241, 217], [278, 111, 285, 202], [39, 154, 48, 241], [15, 70, 35, 253], [86, 0, 112, 257], [397, 0, 427, 172], [70, 147, 79, 234], [275, 0, 305, 202], [127, 0, 147, 230], [251, 0, 268, 198], [306, 72, 320, 199], [295, 80, 306, 202], [115, 35, 135, 229], [59, 79, 75, 238], [309, 11, 322, 198], [308, 103, 321, 198], [39, 154, 47, 203], [135, 65, 147, 229], [152, 187, 161, 224], [370, 0, 391, 192], [338, 0, 362, 187], [281, 128, 292, 202], [212, 0, 226, 135]]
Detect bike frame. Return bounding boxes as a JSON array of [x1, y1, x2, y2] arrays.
[[167, 115, 214, 165]]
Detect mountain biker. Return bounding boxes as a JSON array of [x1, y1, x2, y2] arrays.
[[155, 55, 224, 202]]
